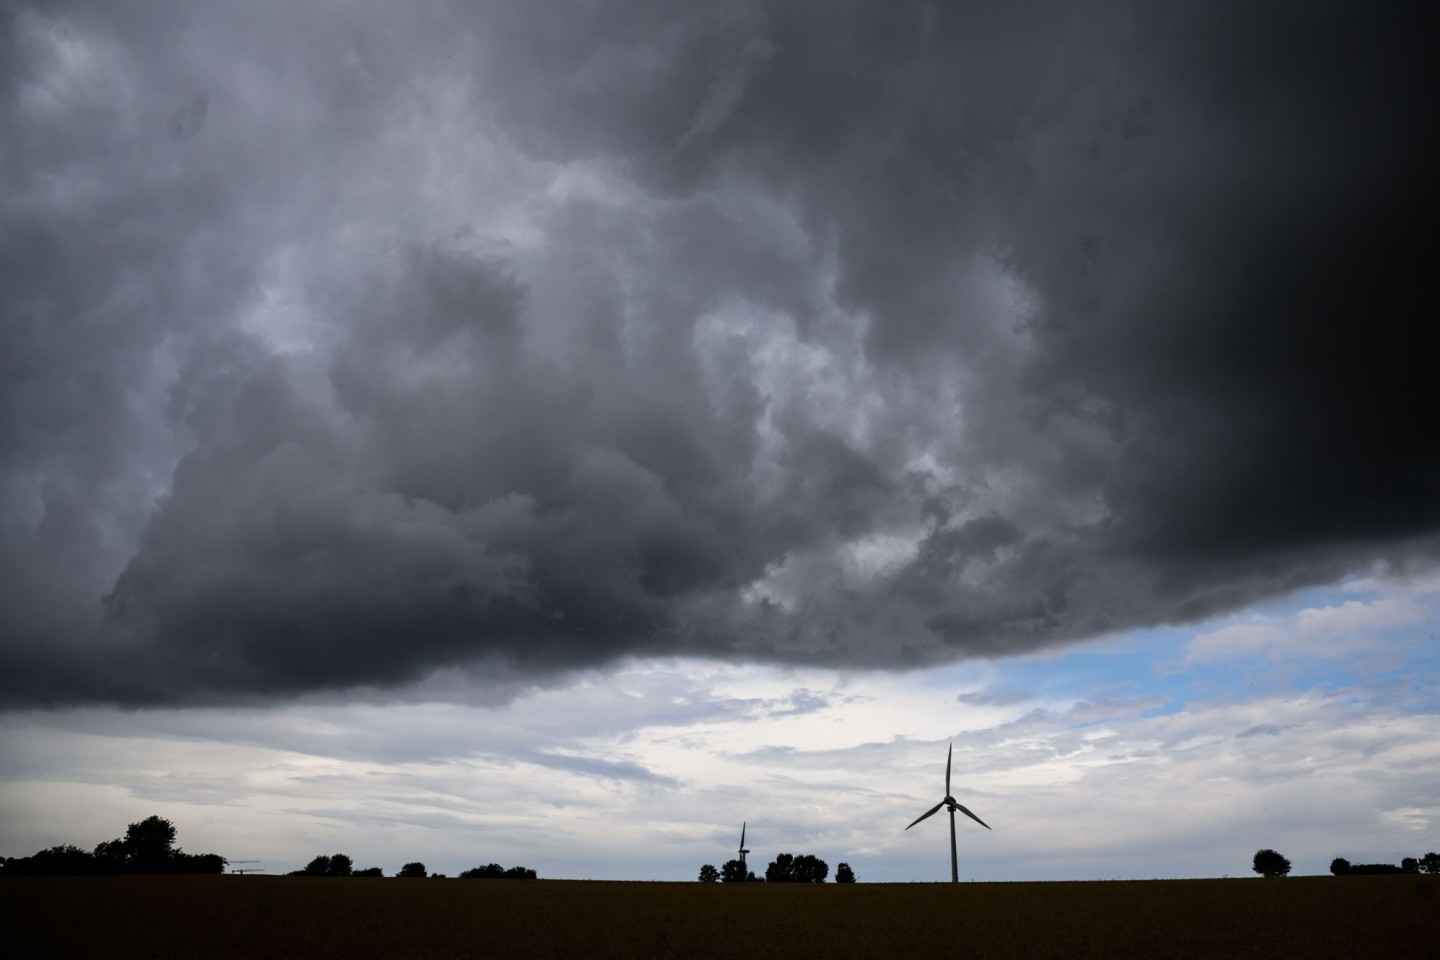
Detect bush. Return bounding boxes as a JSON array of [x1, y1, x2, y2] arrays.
[[398, 862, 427, 878], [1345, 863, 1404, 875], [835, 862, 856, 883], [1330, 858, 1350, 876]]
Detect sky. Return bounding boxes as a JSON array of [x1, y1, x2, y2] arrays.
[[1, 0, 1436, 881]]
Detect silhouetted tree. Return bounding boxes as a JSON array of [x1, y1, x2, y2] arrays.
[[461, 863, 505, 878], [124, 816, 178, 871], [794, 854, 828, 882], [328, 853, 353, 877], [766, 853, 794, 882], [1421, 852, 1440, 874], [398, 862, 427, 878], [355, 866, 384, 877], [835, 862, 856, 883], [698, 864, 719, 883], [764, 853, 827, 882], [1252, 849, 1291, 878], [300, 855, 332, 876], [459, 863, 536, 879], [720, 858, 749, 883], [1401, 857, 1420, 874], [1330, 858, 1350, 876]]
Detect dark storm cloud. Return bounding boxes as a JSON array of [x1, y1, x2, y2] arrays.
[[2, 0, 1436, 706]]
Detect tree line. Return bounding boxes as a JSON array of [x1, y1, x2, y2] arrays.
[[0, 815, 540, 880], [1330, 852, 1440, 876], [1253, 848, 1440, 878], [1, 816, 224, 876], [289, 853, 537, 879], [698, 853, 856, 883]]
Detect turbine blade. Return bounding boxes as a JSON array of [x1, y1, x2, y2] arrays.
[[945, 743, 952, 795], [905, 801, 946, 830], [955, 803, 991, 830], [740, 822, 746, 848]]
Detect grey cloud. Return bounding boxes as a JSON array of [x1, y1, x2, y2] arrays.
[[520, 752, 678, 787], [675, 37, 776, 153], [2, 0, 1437, 707], [956, 689, 1031, 708], [1237, 724, 1284, 739]]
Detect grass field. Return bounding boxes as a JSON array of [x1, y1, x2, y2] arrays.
[[4, 874, 1436, 959]]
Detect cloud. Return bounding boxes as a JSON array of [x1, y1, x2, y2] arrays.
[[2, 648, 1434, 879], [957, 690, 1031, 707], [1186, 581, 1430, 664], [2, 1, 1437, 707], [675, 37, 776, 152]]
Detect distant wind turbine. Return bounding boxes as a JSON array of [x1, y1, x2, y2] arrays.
[[905, 743, 990, 882], [738, 822, 750, 870]]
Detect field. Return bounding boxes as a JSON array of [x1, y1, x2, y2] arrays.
[[4, 874, 1436, 959]]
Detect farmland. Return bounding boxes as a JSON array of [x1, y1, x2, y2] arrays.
[[3, 874, 1435, 959]]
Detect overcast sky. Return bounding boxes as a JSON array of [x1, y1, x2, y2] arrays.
[[2, 0, 1436, 881]]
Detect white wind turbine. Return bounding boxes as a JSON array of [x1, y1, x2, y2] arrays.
[[905, 743, 990, 882]]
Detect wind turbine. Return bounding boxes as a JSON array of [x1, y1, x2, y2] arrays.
[[905, 743, 990, 882], [737, 822, 750, 870]]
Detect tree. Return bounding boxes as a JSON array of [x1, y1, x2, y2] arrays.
[[301, 855, 332, 876], [461, 863, 505, 878], [327, 853, 353, 877], [124, 816, 178, 871], [792, 854, 828, 883], [766, 853, 795, 883], [720, 858, 749, 883], [1329, 858, 1350, 876], [93, 839, 131, 872], [835, 862, 856, 883], [698, 864, 719, 883], [355, 866, 384, 877], [1421, 852, 1440, 875], [503, 865, 537, 879], [1400, 857, 1419, 874], [766, 853, 828, 883], [398, 861, 427, 878], [1252, 849, 1291, 878]]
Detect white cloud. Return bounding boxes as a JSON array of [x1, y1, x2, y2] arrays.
[[1185, 577, 1432, 664], [3, 614, 1436, 881]]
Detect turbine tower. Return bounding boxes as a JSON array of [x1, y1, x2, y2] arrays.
[[737, 821, 750, 870], [905, 743, 990, 882]]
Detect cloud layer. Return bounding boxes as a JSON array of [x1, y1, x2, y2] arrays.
[[3, 1, 1437, 705]]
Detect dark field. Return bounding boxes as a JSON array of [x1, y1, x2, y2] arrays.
[[4, 874, 1436, 959]]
